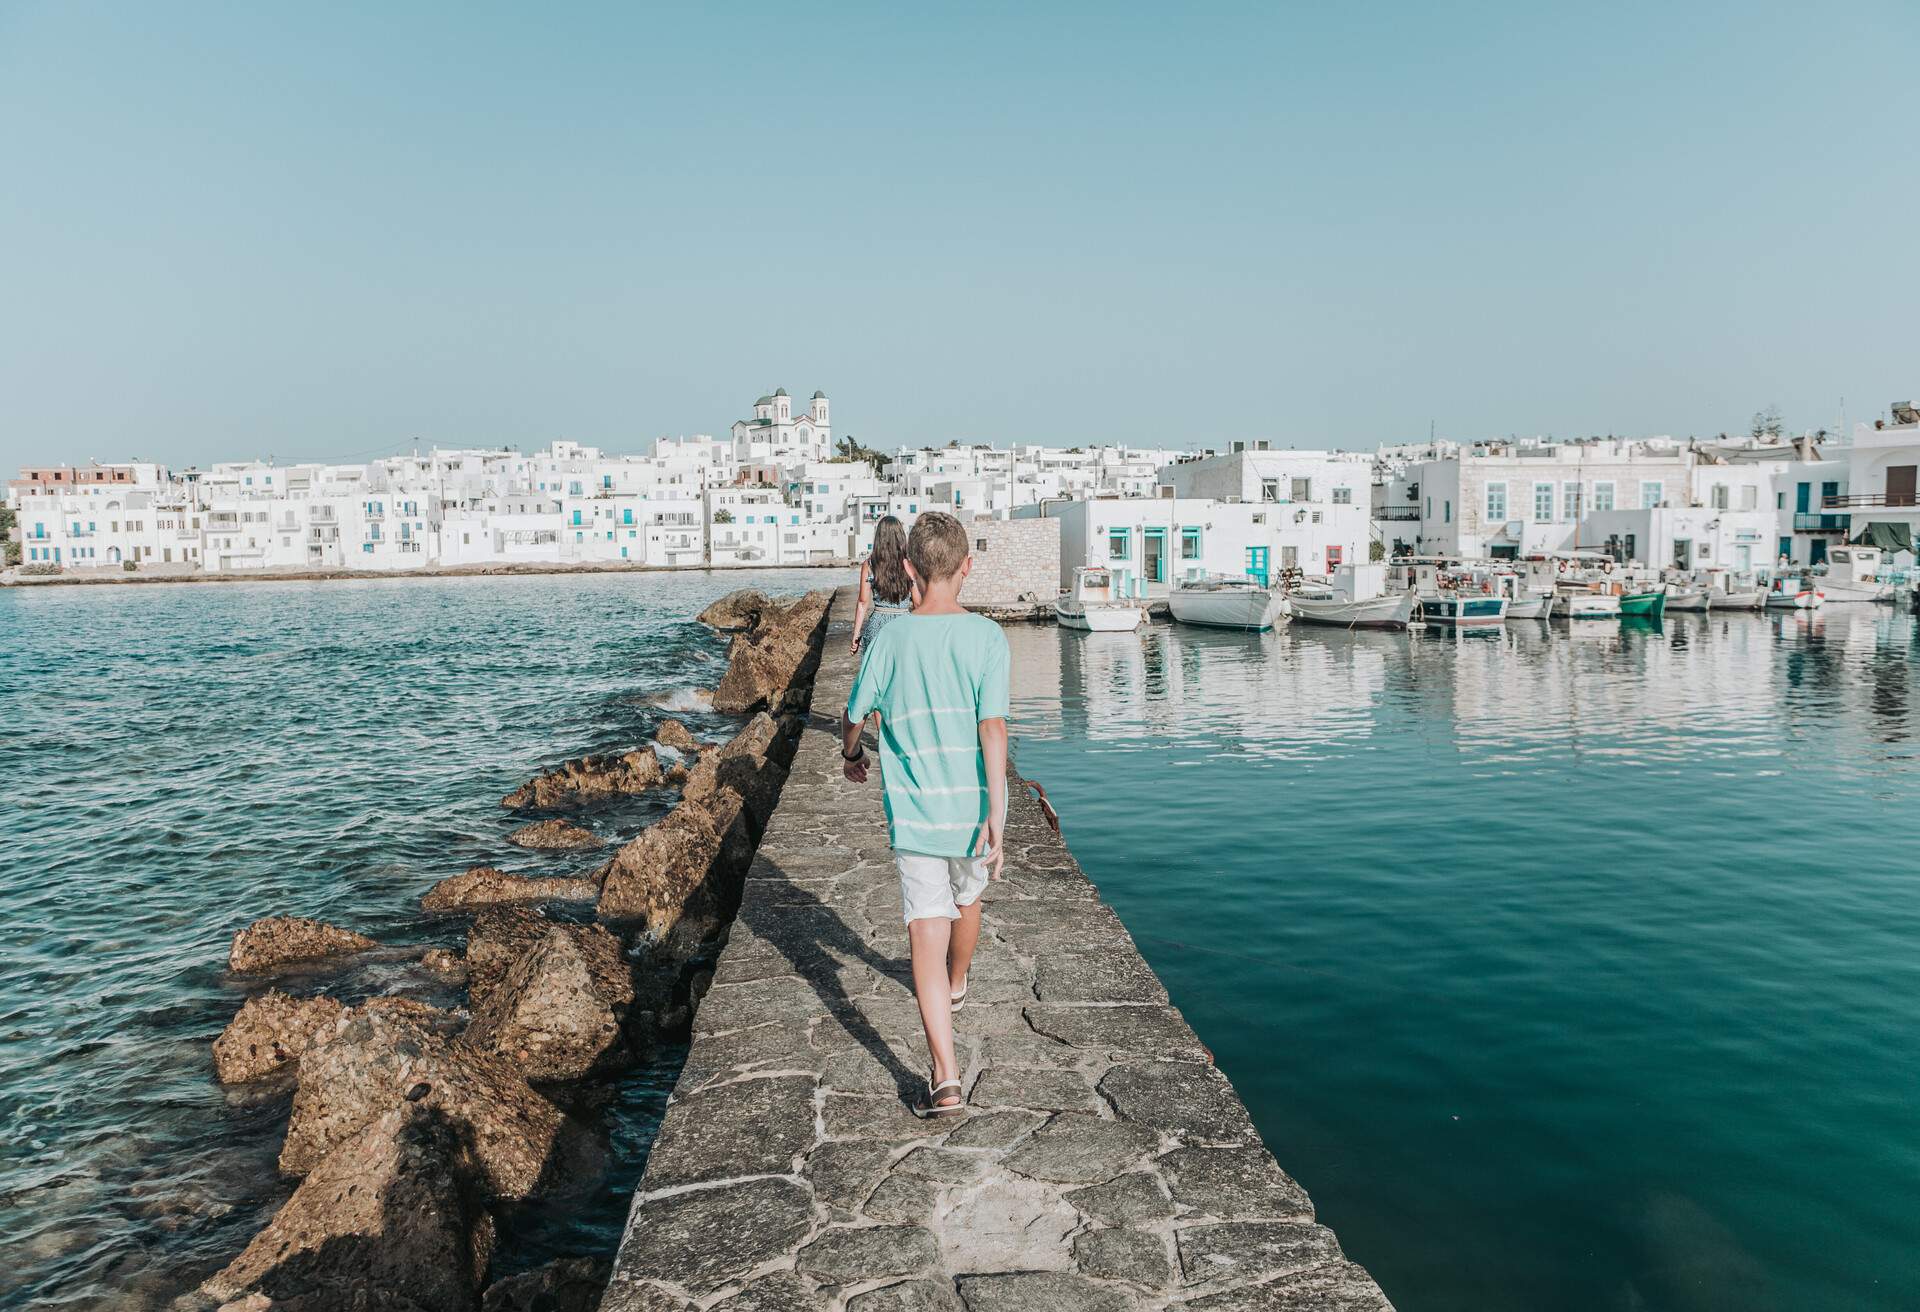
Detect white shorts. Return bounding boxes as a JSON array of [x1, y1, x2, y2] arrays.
[[895, 850, 990, 924]]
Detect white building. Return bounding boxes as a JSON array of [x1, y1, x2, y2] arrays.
[[732, 389, 831, 466], [1837, 404, 1920, 565]]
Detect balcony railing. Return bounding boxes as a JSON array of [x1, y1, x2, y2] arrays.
[[1825, 493, 1917, 508], [1373, 507, 1421, 521], [1793, 512, 1851, 532]]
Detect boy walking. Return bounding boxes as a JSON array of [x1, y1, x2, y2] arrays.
[[841, 512, 1010, 1117]]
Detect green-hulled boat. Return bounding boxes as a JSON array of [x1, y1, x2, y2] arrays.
[[1617, 588, 1666, 619]]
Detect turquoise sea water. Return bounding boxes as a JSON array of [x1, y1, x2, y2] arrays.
[[3, 579, 1916, 1311], [0, 571, 828, 1310], [1004, 609, 1920, 1312]]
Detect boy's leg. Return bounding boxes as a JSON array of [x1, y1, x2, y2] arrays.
[[947, 855, 990, 996], [948, 898, 982, 996], [908, 916, 959, 1086]]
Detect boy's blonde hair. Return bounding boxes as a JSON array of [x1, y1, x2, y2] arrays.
[[907, 511, 970, 583]]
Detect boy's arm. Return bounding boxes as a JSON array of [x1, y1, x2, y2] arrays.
[[840, 710, 869, 783], [976, 717, 1008, 878]]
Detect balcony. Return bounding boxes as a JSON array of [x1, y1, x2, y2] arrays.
[[1825, 492, 1917, 508], [1373, 507, 1421, 522], [1793, 512, 1851, 532]]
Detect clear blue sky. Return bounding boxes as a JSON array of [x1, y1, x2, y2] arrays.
[[3, 1, 1916, 471]]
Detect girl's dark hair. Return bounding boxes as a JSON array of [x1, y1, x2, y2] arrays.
[[869, 516, 911, 603]]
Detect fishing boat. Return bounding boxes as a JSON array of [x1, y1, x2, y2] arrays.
[[1813, 546, 1894, 603], [1417, 593, 1508, 627], [1617, 587, 1667, 620], [1283, 563, 1419, 630], [1169, 574, 1283, 630], [1765, 577, 1825, 609], [1553, 587, 1622, 619], [1054, 566, 1145, 632], [1665, 586, 1710, 612]]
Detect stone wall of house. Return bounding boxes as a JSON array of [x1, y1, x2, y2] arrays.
[[957, 515, 1061, 607]]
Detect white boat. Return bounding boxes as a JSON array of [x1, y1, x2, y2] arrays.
[[1055, 566, 1145, 632], [1665, 587, 1710, 612], [1503, 592, 1554, 620], [1812, 546, 1894, 603], [1283, 563, 1418, 630], [1766, 579, 1825, 609], [1717, 589, 1766, 610], [1554, 587, 1622, 619], [1169, 574, 1283, 630]]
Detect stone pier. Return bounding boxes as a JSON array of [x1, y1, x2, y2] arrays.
[[602, 589, 1392, 1312]]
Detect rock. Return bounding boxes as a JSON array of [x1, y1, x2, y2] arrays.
[[1173, 1222, 1343, 1285], [420, 948, 467, 978], [711, 590, 833, 714], [955, 1273, 1130, 1312], [500, 748, 664, 810], [464, 923, 636, 1081], [594, 805, 753, 954], [846, 1281, 964, 1312], [228, 917, 379, 975], [1002, 1113, 1160, 1184], [481, 1256, 610, 1312], [213, 990, 345, 1084], [421, 866, 600, 913], [505, 819, 603, 851], [1096, 1062, 1255, 1145], [710, 1272, 818, 1312], [653, 719, 700, 752], [695, 588, 773, 632], [1062, 1172, 1177, 1226], [610, 1176, 814, 1294], [642, 1075, 816, 1186], [796, 1225, 938, 1283], [281, 1001, 565, 1199], [937, 1176, 1078, 1275], [1073, 1228, 1171, 1287], [200, 1105, 491, 1312]]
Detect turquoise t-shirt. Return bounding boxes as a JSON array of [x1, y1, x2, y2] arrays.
[[846, 612, 1011, 858]]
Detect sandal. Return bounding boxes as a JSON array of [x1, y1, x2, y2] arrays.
[[949, 980, 968, 1012], [914, 1077, 967, 1119]]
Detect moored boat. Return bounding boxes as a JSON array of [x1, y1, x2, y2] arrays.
[[1812, 546, 1894, 603], [1554, 588, 1622, 619], [1418, 594, 1508, 627], [1665, 587, 1710, 612], [1169, 574, 1283, 630], [1055, 566, 1145, 632], [1283, 563, 1418, 630], [1765, 577, 1825, 609], [1618, 588, 1667, 619]]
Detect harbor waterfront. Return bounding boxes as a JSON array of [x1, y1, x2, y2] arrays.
[[2, 574, 1917, 1309]]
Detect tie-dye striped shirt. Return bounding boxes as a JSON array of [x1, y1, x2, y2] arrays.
[[846, 612, 1011, 857]]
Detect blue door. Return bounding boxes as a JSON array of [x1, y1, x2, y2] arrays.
[[1245, 546, 1269, 586]]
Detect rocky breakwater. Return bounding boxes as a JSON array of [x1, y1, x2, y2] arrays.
[[186, 587, 835, 1312], [600, 586, 1393, 1312]]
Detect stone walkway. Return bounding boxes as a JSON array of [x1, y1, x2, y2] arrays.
[[602, 590, 1392, 1312]]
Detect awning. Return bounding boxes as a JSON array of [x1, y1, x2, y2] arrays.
[[1852, 521, 1914, 554]]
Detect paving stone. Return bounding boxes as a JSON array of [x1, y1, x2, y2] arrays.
[[1177, 1261, 1392, 1311], [943, 1109, 1045, 1151], [822, 1093, 950, 1140], [1062, 1172, 1177, 1225], [1033, 951, 1167, 1005], [709, 1271, 822, 1312], [806, 1139, 897, 1208], [1073, 1228, 1173, 1287], [598, 1279, 696, 1312], [644, 1075, 818, 1185], [1097, 1062, 1256, 1145], [844, 1279, 965, 1312], [970, 1067, 1100, 1113], [1023, 1005, 1210, 1061], [955, 1272, 1131, 1312], [937, 1177, 1078, 1275], [613, 1177, 815, 1293], [1158, 1147, 1314, 1222], [795, 1224, 938, 1283], [1003, 1114, 1161, 1184], [1175, 1222, 1344, 1287], [864, 1172, 942, 1223], [893, 1146, 989, 1184]]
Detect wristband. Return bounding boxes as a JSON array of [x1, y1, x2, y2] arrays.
[[842, 744, 866, 763]]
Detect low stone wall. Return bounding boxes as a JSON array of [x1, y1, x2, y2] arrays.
[[958, 516, 1061, 610], [601, 588, 1391, 1311]]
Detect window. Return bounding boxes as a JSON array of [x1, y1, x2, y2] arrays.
[[1261, 479, 1279, 502], [1443, 501, 1451, 523], [1740, 485, 1758, 511], [1181, 527, 1201, 558], [1108, 527, 1131, 559], [1485, 482, 1507, 520], [1775, 492, 1784, 510], [1592, 481, 1615, 512], [1534, 482, 1554, 522], [1426, 496, 1433, 518], [1327, 545, 1343, 567], [1563, 484, 1582, 520], [1332, 487, 1352, 505], [1711, 484, 1729, 510], [976, 537, 988, 552], [1641, 480, 1663, 509], [1291, 478, 1311, 501]]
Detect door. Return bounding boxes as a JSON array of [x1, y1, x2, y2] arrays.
[[1143, 528, 1165, 585], [1810, 539, 1827, 566], [1889, 465, 1917, 507], [1735, 544, 1751, 571], [1794, 482, 1811, 513], [1673, 539, 1692, 570], [1245, 546, 1269, 586]]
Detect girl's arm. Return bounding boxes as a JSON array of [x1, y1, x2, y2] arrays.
[[851, 560, 873, 651]]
